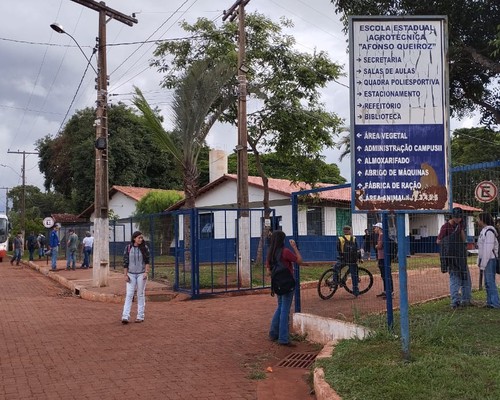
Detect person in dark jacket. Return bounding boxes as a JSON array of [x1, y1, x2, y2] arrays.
[[121, 231, 150, 324], [437, 208, 471, 309]]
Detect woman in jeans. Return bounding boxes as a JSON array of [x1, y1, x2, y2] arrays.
[[121, 231, 150, 324], [266, 231, 303, 346], [476, 213, 499, 308]]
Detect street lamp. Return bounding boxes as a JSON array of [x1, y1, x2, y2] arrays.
[[50, 23, 98, 75]]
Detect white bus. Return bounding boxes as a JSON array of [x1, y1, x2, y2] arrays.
[[0, 213, 10, 262]]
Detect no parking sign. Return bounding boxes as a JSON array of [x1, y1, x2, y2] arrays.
[[474, 181, 498, 203]]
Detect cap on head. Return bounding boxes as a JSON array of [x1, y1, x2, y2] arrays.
[[343, 225, 352, 232], [55, 223, 61, 228], [373, 222, 383, 229], [451, 208, 463, 219]]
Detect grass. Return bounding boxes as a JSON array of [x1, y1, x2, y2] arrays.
[[315, 291, 500, 400], [112, 253, 446, 291]]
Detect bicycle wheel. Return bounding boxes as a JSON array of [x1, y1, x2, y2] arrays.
[[343, 266, 374, 295], [317, 268, 339, 300]]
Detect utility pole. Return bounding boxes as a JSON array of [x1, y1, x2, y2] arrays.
[[7, 150, 38, 238], [223, 0, 251, 286], [0, 187, 10, 214], [70, 0, 137, 287]]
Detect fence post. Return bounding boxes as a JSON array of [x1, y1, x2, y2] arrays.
[[397, 213, 410, 360]]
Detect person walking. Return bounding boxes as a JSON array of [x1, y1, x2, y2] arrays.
[[476, 212, 499, 308], [66, 229, 79, 270], [10, 232, 23, 266], [437, 208, 471, 309], [363, 228, 371, 260], [26, 231, 37, 261], [121, 231, 150, 324], [49, 224, 60, 271], [81, 231, 93, 269], [37, 233, 46, 259], [266, 230, 303, 346], [374, 222, 393, 299]]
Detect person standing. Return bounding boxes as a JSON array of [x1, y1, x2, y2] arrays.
[[37, 233, 46, 259], [476, 212, 499, 308], [266, 230, 303, 346], [66, 229, 79, 270], [374, 222, 393, 299], [10, 232, 23, 266], [49, 224, 60, 271], [363, 228, 371, 260], [121, 231, 150, 324], [81, 231, 93, 269], [437, 208, 471, 309], [27, 231, 37, 261]]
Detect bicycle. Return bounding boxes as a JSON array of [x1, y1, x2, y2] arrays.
[[317, 262, 374, 300]]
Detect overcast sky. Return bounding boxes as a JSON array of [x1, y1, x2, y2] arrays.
[[0, 0, 478, 214]]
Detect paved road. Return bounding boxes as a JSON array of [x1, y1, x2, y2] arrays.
[[0, 261, 316, 400]]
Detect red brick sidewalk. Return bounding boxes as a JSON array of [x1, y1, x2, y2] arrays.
[[0, 260, 316, 400]]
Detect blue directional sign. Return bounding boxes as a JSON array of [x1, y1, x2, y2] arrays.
[[349, 16, 450, 212]]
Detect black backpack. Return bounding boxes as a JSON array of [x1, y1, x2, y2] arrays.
[[341, 236, 358, 264], [270, 248, 295, 296]]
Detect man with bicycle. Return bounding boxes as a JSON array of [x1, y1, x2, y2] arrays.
[[334, 226, 361, 296]]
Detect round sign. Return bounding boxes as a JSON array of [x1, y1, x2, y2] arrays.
[[43, 217, 55, 228], [474, 181, 498, 203]]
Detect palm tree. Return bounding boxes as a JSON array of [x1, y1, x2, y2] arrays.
[[133, 60, 234, 209], [133, 60, 234, 267], [336, 126, 351, 162]]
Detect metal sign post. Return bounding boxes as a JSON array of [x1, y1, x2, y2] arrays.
[[349, 16, 449, 360]]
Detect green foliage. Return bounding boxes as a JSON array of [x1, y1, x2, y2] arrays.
[[36, 103, 183, 213], [134, 191, 184, 215], [7, 185, 72, 234], [450, 127, 500, 211], [227, 152, 346, 184], [150, 13, 345, 187], [317, 295, 500, 400], [134, 60, 234, 209], [331, 0, 500, 126]]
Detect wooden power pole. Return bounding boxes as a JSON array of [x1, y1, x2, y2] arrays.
[[7, 150, 38, 238], [70, 0, 137, 287], [223, 0, 251, 286]]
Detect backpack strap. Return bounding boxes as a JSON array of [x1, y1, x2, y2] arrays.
[[485, 228, 499, 258]]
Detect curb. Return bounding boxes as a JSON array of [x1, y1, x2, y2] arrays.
[[24, 260, 182, 303], [313, 341, 342, 400]]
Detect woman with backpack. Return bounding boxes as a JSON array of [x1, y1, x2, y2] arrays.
[[121, 231, 150, 324], [476, 213, 499, 308], [266, 231, 303, 347]]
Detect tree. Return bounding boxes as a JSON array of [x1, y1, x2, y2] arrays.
[[7, 185, 71, 236], [133, 60, 234, 266], [133, 190, 184, 256], [330, 0, 500, 125], [227, 152, 346, 184], [134, 61, 234, 210], [150, 14, 345, 263], [450, 127, 500, 212], [151, 13, 344, 188], [37, 103, 183, 213]]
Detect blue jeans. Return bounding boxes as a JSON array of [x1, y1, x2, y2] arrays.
[[28, 247, 35, 261], [82, 247, 92, 268], [484, 259, 500, 308], [122, 273, 147, 321], [333, 262, 359, 296], [269, 289, 294, 344], [449, 267, 471, 306], [12, 249, 21, 264], [38, 247, 45, 258], [66, 249, 76, 269], [51, 246, 59, 270]]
